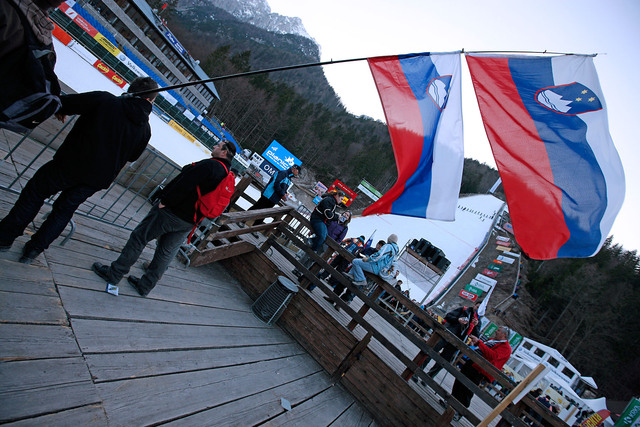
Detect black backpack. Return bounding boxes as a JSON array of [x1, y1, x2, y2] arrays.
[[0, 1, 61, 133]]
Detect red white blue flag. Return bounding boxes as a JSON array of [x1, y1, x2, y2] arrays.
[[363, 52, 463, 220], [466, 54, 625, 259]]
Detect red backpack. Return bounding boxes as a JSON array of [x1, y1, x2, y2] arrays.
[[187, 160, 235, 244]]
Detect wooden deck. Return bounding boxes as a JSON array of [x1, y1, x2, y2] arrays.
[[1, 124, 564, 427], [0, 128, 376, 426]]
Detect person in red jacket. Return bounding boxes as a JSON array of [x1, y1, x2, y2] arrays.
[[450, 325, 512, 415]]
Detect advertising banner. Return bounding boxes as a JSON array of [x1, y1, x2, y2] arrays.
[[59, 3, 97, 37], [328, 179, 357, 207], [469, 279, 492, 292], [262, 140, 301, 171], [313, 182, 328, 196], [258, 160, 279, 178], [482, 269, 499, 278], [94, 33, 121, 57], [582, 410, 611, 427], [459, 289, 478, 301], [509, 332, 523, 350], [616, 398, 640, 427], [116, 52, 146, 77], [168, 120, 196, 143], [52, 23, 73, 45], [183, 109, 196, 121], [164, 30, 188, 56], [357, 179, 382, 201], [497, 255, 516, 264], [464, 284, 484, 296], [475, 274, 497, 287], [482, 322, 498, 338], [92, 60, 127, 88]]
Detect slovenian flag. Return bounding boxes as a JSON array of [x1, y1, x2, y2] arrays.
[[362, 52, 464, 220], [466, 54, 625, 260]]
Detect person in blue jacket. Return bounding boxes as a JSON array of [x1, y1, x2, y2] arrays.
[[347, 234, 399, 287], [248, 164, 300, 225]]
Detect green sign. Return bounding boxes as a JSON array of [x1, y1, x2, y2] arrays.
[[465, 284, 484, 296], [488, 264, 503, 272], [357, 179, 382, 201], [615, 398, 640, 427], [509, 333, 523, 349], [481, 322, 498, 339]]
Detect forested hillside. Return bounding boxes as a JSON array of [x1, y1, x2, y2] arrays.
[[524, 239, 640, 400], [160, 1, 638, 400]]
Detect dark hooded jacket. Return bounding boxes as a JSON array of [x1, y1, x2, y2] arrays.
[[53, 91, 152, 188], [443, 306, 479, 338], [159, 156, 232, 224]]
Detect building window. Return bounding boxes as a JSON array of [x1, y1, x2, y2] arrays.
[[561, 367, 575, 379], [534, 348, 545, 358], [519, 365, 532, 378], [522, 342, 533, 351], [548, 357, 559, 368]]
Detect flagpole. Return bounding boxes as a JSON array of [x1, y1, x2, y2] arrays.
[[131, 49, 596, 97], [132, 50, 460, 97], [132, 57, 370, 97], [464, 49, 597, 57]]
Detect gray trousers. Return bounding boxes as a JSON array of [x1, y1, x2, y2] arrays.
[[109, 205, 192, 293]]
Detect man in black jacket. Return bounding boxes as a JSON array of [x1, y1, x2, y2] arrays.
[[415, 302, 481, 383], [0, 77, 158, 263], [92, 140, 236, 297]]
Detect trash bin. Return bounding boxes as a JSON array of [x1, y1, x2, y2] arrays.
[[251, 276, 299, 325]]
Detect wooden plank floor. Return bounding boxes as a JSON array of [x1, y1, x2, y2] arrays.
[[0, 129, 376, 426], [265, 242, 501, 426]]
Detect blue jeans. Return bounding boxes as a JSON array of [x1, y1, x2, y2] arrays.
[[0, 160, 99, 251], [309, 218, 327, 252], [350, 258, 378, 282], [107, 205, 192, 293]]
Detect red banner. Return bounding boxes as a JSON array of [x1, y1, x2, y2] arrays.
[[52, 23, 73, 45], [580, 409, 610, 427], [328, 179, 357, 207], [58, 3, 98, 37], [92, 60, 127, 88], [482, 269, 498, 278], [459, 289, 478, 301]]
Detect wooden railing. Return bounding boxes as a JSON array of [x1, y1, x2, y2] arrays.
[[187, 180, 565, 426]]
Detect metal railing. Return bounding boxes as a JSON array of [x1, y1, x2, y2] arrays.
[[1, 123, 181, 245]]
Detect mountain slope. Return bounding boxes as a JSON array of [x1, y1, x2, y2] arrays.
[[174, 0, 341, 109]]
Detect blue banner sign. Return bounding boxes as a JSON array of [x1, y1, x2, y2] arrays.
[[164, 30, 187, 56], [258, 160, 279, 178], [262, 140, 301, 171]]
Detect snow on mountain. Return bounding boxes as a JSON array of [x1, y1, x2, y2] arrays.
[[180, 0, 313, 40]]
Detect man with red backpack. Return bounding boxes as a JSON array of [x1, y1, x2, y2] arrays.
[[92, 140, 236, 297]]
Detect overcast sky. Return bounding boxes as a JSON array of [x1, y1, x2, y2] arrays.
[[268, 0, 640, 253]]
